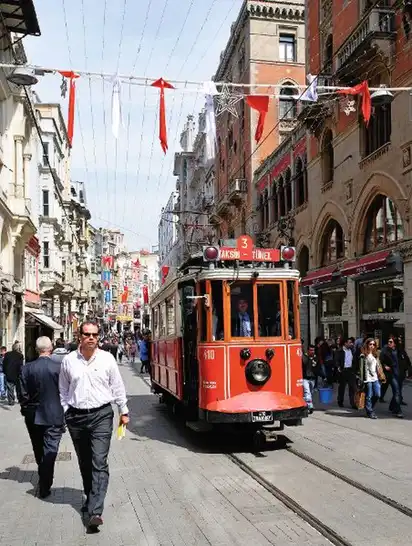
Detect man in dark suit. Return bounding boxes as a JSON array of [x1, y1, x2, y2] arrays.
[[3, 341, 24, 405], [18, 336, 65, 498]]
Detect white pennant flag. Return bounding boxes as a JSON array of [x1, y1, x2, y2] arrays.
[[111, 78, 122, 139], [203, 81, 218, 161], [298, 74, 318, 102]]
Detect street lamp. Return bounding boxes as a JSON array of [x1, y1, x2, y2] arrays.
[[7, 66, 38, 86]]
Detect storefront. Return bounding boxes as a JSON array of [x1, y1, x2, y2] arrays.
[[25, 310, 63, 362], [301, 265, 349, 341], [340, 250, 403, 346]]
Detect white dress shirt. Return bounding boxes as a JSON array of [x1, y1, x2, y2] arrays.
[[59, 349, 128, 414], [343, 347, 353, 368]]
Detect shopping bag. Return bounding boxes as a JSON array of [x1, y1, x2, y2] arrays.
[[377, 361, 386, 383], [355, 390, 365, 410], [117, 424, 126, 440]]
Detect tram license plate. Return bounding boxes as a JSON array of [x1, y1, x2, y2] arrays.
[[252, 411, 273, 423]]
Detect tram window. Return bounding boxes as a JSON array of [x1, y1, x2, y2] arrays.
[[199, 281, 207, 342], [211, 280, 224, 340], [159, 302, 166, 337], [257, 284, 282, 337], [230, 282, 254, 338], [154, 307, 159, 338], [287, 281, 297, 339], [166, 297, 175, 336]]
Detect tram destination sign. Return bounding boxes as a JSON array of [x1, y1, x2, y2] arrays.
[[219, 235, 280, 262]]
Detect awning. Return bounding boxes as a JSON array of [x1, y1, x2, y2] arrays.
[[341, 250, 390, 277], [26, 311, 63, 331], [301, 265, 338, 287]]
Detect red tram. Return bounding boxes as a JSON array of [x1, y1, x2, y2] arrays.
[[150, 236, 307, 444]]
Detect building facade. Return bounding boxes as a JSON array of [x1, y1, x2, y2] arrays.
[[258, 0, 412, 351], [158, 192, 180, 271], [211, 0, 306, 239]]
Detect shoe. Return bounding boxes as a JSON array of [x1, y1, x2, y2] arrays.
[[396, 412, 404, 419], [39, 488, 51, 499], [367, 413, 378, 419], [338, 403, 344, 408], [401, 401, 407, 406], [89, 515, 103, 528], [308, 408, 314, 415]]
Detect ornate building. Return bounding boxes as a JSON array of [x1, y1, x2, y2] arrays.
[[260, 0, 412, 350], [211, 0, 306, 239]]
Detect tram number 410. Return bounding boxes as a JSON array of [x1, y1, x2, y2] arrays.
[[203, 349, 215, 360]]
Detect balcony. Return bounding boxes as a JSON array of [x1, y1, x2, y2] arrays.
[[228, 178, 248, 205], [202, 195, 214, 210], [216, 192, 232, 218], [298, 74, 334, 133], [39, 269, 63, 295], [335, 5, 396, 83]]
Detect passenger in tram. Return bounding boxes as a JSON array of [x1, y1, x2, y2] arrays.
[[231, 298, 253, 337]]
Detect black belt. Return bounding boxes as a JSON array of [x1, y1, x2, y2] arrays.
[[68, 402, 111, 414]]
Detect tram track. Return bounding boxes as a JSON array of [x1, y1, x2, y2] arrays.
[[285, 445, 412, 519], [227, 453, 353, 546]]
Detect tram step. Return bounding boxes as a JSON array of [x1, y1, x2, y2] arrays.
[[186, 421, 213, 433]]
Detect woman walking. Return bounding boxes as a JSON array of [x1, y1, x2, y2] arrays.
[[359, 338, 383, 419]]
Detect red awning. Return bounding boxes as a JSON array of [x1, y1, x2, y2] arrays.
[[301, 265, 337, 287], [341, 250, 390, 277]]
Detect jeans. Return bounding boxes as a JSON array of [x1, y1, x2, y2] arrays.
[[66, 404, 113, 518], [6, 380, 16, 405], [365, 381, 381, 415], [389, 375, 401, 414], [303, 378, 315, 409], [0, 372, 6, 397]]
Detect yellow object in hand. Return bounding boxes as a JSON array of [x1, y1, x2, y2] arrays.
[[117, 423, 126, 440]]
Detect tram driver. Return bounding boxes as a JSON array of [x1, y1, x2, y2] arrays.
[[232, 298, 254, 337]]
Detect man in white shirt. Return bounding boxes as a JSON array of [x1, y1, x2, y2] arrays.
[[336, 338, 357, 409], [59, 321, 129, 531]]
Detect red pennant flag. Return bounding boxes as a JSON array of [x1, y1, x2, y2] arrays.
[[58, 71, 80, 146], [337, 80, 371, 126], [161, 265, 170, 284], [132, 259, 140, 268], [151, 78, 175, 153], [246, 95, 270, 143], [121, 286, 129, 304], [142, 285, 149, 304]]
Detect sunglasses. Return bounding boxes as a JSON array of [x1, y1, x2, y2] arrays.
[[388, 340, 395, 344], [81, 332, 99, 339], [368, 342, 375, 346]]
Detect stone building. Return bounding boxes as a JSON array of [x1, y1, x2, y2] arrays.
[[211, 0, 306, 239], [257, 0, 412, 351]]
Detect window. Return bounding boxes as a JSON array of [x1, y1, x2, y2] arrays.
[[166, 297, 175, 336], [364, 195, 404, 252], [272, 181, 279, 223], [279, 84, 297, 119], [321, 129, 334, 186], [42, 142, 49, 165], [259, 194, 265, 230], [258, 284, 282, 337], [287, 281, 297, 339], [285, 169, 292, 213], [278, 176, 286, 217], [42, 190, 49, 216], [363, 103, 391, 157], [324, 35, 333, 73], [321, 220, 346, 265], [199, 281, 207, 342], [211, 281, 224, 341], [153, 307, 159, 338], [230, 282, 254, 338], [264, 188, 269, 228], [159, 302, 166, 337], [295, 157, 307, 207], [43, 241, 49, 268], [279, 34, 296, 62]]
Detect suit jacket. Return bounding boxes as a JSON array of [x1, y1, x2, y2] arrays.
[[18, 356, 64, 426], [3, 350, 24, 382]]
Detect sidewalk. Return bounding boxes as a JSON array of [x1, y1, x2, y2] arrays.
[[0, 361, 328, 546]]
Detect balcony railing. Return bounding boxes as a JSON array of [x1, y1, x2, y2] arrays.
[[335, 6, 395, 73]]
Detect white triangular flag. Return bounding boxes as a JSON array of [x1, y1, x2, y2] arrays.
[[203, 81, 218, 161], [298, 74, 318, 102], [111, 78, 122, 139]]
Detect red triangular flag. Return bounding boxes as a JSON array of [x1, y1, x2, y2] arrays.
[[58, 71, 80, 147], [151, 78, 175, 153], [246, 95, 270, 142], [337, 80, 371, 126]]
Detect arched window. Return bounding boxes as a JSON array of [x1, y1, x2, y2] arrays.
[[272, 180, 278, 223], [321, 220, 346, 265], [298, 245, 309, 278], [278, 176, 286, 217], [259, 194, 265, 230], [285, 168, 292, 213], [321, 129, 334, 186], [295, 157, 306, 207], [279, 82, 297, 120], [364, 195, 404, 252]]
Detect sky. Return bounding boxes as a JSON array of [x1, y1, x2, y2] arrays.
[[25, 0, 242, 251]]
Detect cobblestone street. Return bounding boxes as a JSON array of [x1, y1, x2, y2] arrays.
[[2, 362, 412, 546]]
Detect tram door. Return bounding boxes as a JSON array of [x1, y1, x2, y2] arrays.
[[179, 281, 199, 408]]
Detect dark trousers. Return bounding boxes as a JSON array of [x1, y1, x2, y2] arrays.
[[66, 404, 113, 517], [140, 360, 150, 373], [381, 373, 404, 405], [6, 380, 16, 405], [338, 368, 356, 406], [25, 416, 64, 493]]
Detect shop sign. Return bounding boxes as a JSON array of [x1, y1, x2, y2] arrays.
[[320, 315, 343, 323], [362, 313, 403, 321]]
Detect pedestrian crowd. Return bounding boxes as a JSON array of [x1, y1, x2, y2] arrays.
[[301, 333, 411, 419], [0, 322, 153, 534]]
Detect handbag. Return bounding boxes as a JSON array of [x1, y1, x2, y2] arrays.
[[355, 389, 365, 410], [376, 361, 386, 383]]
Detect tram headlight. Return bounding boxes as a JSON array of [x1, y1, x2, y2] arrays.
[[240, 348, 251, 360], [245, 359, 272, 386], [265, 348, 275, 360]]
